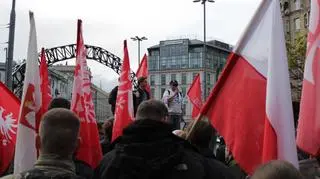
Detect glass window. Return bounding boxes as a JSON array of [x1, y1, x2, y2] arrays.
[[294, 0, 300, 10], [207, 73, 211, 83], [294, 18, 301, 30], [161, 74, 166, 85], [285, 20, 290, 32], [151, 88, 155, 98], [193, 73, 198, 80], [181, 87, 186, 96], [150, 75, 155, 86], [171, 74, 176, 81], [181, 73, 187, 85], [161, 88, 166, 98]]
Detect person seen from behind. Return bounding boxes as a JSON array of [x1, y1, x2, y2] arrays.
[[186, 120, 234, 179], [94, 99, 232, 179], [100, 117, 114, 155], [47, 97, 93, 179], [108, 78, 120, 115], [2, 108, 82, 179], [251, 160, 303, 179], [162, 80, 184, 130]]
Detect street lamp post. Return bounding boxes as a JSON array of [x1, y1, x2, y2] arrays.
[[193, 0, 214, 98], [131, 36, 148, 64], [5, 0, 16, 91]]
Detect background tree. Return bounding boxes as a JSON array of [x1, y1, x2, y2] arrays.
[[286, 31, 307, 102]]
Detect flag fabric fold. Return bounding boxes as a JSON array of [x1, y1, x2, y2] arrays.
[[0, 82, 20, 175], [39, 48, 51, 131], [112, 40, 134, 141], [187, 74, 202, 119], [71, 19, 102, 168], [296, 0, 320, 156], [199, 0, 298, 174], [14, 11, 42, 174], [136, 54, 151, 94]]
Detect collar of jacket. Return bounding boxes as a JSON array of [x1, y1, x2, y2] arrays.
[[34, 154, 76, 174]]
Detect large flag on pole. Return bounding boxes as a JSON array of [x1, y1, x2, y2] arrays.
[[187, 74, 202, 119], [112, 40, 134, 141], [71, 20, 102, 168], [39, 48, 51, 131], [136, 54, 151, 94], [0, 82, 20, 175], [297, 0, 320, 156], [199, 0, 298, 174], [14, 11, 42, 174]]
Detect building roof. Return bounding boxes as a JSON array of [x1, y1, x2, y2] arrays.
[[147, 39, 233, 52]]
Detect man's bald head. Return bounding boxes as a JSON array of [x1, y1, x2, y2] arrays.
[[39, 108, 80, 158]]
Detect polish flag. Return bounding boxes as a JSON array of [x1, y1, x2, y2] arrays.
[[39, 48, 51, 131], [297, 0, 320, 156], [112, 40, 134, 141], [136, 54, 151, 94], [71, 20, 102, 168], [199, 0, 298, 174], [14, 11, 42, 174], [0, 82, 20, 175], [187, 74, 202, 119]]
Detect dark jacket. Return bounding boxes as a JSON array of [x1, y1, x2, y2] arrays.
[[108, 86, 118, 115], [94, 119, 232, 179], [74, 159, 93, 179], [133, 88, 150, 116], [2, 154, 83, 179]]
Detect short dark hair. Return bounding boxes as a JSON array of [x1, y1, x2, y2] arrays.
[[136, 100, 168, 121], [39, 108, 80, 158], [48, 97, 71, 110], [138, 76, 147, 86], [170, 80, 178, 86], [186, 120, 215, 148], [251, 160, 303, 179]]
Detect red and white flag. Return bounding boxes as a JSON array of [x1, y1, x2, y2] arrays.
[[199, 0, 298, 174], [39, 48, 51, 131], [187, 74, 202, 119], [112, 40, 134, 141], [14, 11, 42, 174], [0, 82, 20, 175], [71, 20, 102, 168], [136, 54, 151, 94], [297, 0, 320, 156]]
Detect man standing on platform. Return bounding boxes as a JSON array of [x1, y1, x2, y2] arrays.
[[162, 80, 184, 130]]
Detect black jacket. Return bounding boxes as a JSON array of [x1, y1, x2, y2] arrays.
[[108, 86, 118, 115], [133, 88, 150, 116], [94, 120, 232, 179]]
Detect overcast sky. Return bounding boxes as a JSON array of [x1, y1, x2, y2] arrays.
[[0, 0, 260, 91]]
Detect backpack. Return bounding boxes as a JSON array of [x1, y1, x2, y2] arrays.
[[18, 168, 84, 179]]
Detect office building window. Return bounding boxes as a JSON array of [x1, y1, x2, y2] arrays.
[[294, 0, 300, 10], [150, 75, 155, 86], [294, 18, 301, 31], [161, 88, 166, 99], [181, 73, 187, 85], [193, 73, 198, 80], [151, 88, 155, 98], [304, 12, 309, 28], [181, 87, 186, 96], [207, 73, 211, 83], [171, 74, 176, 81], [161, 74, 166, 85]]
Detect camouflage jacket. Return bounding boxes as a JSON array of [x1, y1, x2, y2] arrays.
[[1, 154, 83, 179]]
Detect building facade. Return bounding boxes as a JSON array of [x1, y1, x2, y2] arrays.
[[0, 62, 5, 83], [280, 0, 310, 42], [51, 65, 112, 122], [148, 39, 232, 121]]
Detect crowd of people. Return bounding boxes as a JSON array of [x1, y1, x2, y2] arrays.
[[0, 77, 310, 179]]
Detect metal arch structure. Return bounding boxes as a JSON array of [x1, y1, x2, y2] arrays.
[[12, 44, 138, 96]]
